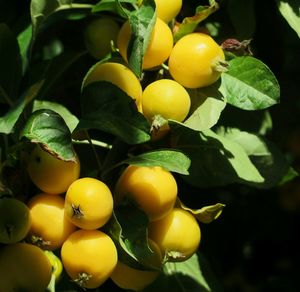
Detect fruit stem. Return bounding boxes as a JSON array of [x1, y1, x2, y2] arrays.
[[30, 235, 51, 248], [212, 58, 229, 73], [151, 115, 168, 133]]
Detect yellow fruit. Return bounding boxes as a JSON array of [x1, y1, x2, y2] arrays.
[[0, 197, 31, 244], [64, 177, 113, 230], [110, 240, 162, 291], [0, 243, 52, 292], [142, 79, 191, 123], [27, 145, 80, 195], [28, 193, 77, 250], [154, 0, 182, 23], [61, 229, 118, 289], [83, 62, 142, 107], [115, 165, 177, 221], [168, 33, 225, 88], [149, 208, 201, 261]]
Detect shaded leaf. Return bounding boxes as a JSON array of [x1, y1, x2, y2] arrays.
[[217, 127, 290, 188], [36, 50, 86, 101], [217, 105, 273, 135], [17, 24, 32, 74], [0, 81, 44, 134], [75, 81, 151, 145], [30, 0, 93, 44], [105, 203, 161, 270], [92, 0, 136, 16], [145, 253, 223, 292], [227, 0, 256, 39], [123, 149, 190, 175], [20, 109, 76, 161], [278, 167, 299, 186], [0, 23, 22, 104], [170, 123, 264, 187], [219, 56, 280, 110]]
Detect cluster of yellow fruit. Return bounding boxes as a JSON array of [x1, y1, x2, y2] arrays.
[[0, 143, 201, 291], [84, 0, 225, 139]]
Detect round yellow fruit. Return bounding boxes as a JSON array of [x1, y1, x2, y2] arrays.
[[64, 177, 113, 230], [115, 165, 177, 221], [148, 208, 201, 261], [0, 197, 31, 244], [27, 145, 80, 195], [168, 33, 225, 88], [0, 243, 52, 292], [142, 79, 191, 123], [61, 229, 118, 289], [27, 193, 77, 250]]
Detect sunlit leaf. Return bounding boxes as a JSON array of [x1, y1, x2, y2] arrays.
[[20, 109, 76, 161], [177, 199, 225, 224], [219, 56, 280, 110], [122, 149, 191, 175], [276, 0, 300, 38], [183, 84, 226, 131], [174, 2, 219, 42]]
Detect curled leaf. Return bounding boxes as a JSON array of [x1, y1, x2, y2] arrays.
[[177, 199, 225, 223]]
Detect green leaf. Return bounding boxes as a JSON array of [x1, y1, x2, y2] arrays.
[[227, 0, 256, 39], [92, 0, 136, 16], [17, 24, 32, 74], [218, 106, 273, 135], [171, 123, 264, 187], [0, 23, 22, 104], [122, 149, 191, 175], [178, 200, 225, 224], [219, 56, 280, 110], [32, 100, 79, 132], [20, 109, 76, 162], [216, 127, 269, 156], [184, 84, 226, 131], [35, 50, 86, 100], [145, 253, 223, 292], [30, 0, 93, 44], [217, 127, 291, 188], [173, 2, 219, 42], [278, 167, 299, 186], [75, 81, 151, 144], [0, 81, 44, 134], [0, 99, 26, 135], [105, 203, 161, 270], [127, 0, 156, 76], [276, 0, 300, 38]]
